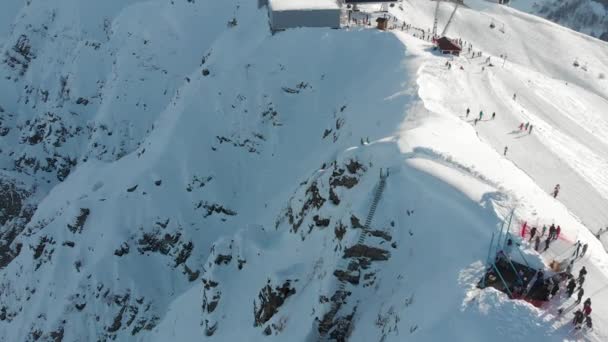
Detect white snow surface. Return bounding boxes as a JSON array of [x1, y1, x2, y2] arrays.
[[0, 0, 607, 341]]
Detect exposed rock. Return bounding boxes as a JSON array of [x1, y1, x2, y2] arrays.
[[329, 187, 340, 205], [263, 325, 272, 335], [343, 244, 390, 261], [197, 202, 237, 218], [350, 215, 364, 229], [114, 242, 130, 257], [334, 221, 346, 241], [214, 254, 232, 265], [174, 241, 193, 267], [329, 306, 357, 342], [345, 159, 365, 174], [137, 231, 180, 255], [368, 230, 392, 241], [313, 215, 330, 227], [67, 208, 90, 234], [333, 270, 360, 285], [254, 280, 296, 327]]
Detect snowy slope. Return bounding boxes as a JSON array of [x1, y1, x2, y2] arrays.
[[1, 0, 608, 341], [509, 0, 608, 41]]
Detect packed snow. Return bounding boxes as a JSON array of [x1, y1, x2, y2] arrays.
[[0, 0, 607, 341]]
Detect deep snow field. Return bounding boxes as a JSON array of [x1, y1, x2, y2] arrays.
[[0, 0, 607, 341]]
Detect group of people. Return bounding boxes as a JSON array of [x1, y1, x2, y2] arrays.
[[518, 122, 534, 134], [521, 222, 562, 252], [491, 230, 595, 333], [568, 266, 593, 330], [465, 108, 497, 126]]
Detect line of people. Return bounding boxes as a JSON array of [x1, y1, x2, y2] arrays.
[[518, 122, 533, 134], [521, 222, 566, 252]]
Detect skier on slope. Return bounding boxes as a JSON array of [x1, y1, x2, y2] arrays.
[[553, 184, 560, 198], [581, 243, 588, 257], [479, 111, 484, 120], [529, 124, 533, 134], [492, 112, 496, 119], [566, 278, 577, 297], [574, 241, 582, 258], [525, 122, 529, 130], [519, 122, 524, 131], [466, 107, 470, 117], [542, 225, 547, 237], [586, 316, 593, 330], [504, 146, 508, 156], [579, 274, 586, 288]]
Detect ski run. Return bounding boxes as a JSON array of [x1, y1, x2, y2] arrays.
[[0, 0, 607, 341]]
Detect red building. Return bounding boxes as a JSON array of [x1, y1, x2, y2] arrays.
[[436, 36, 462, 56]]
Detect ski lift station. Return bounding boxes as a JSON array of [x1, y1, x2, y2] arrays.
[[267, 0, 341, 31], [265, 0, 398, 31]]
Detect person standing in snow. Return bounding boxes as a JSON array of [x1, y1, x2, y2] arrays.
[[544, 236, 552, 251], [474, 118, 479, 125], [574, 241, 582, 258], [576, 287, 585, 303], [519, 122, 524, 131], [513, 93, 517, 100], [479, 111, 483, 120], [549, 224, 556, 239], [534, 236, 541, 251], [581, 243, 588, 257], [578, 266, 587, 282], [583, 298, 591, 309], [573, 309, 585, 329], [566, 278, 577, 297], [525, 122, 529, 130], [585, 316, 593, 330], [578, 274, 586, 288], [466, 108, 470, 117], [555, 225, 561, 240], [529, 124, 533, 134], [492, 112, 496, 120], [504, 146, 508, 156], [553, 184, 560, 198], [583, 304, 592, 317], [521, 221, 528, 237], [542, 225, 547, 237]]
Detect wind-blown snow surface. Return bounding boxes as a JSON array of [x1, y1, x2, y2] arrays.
[[1, 0, 608, 341]]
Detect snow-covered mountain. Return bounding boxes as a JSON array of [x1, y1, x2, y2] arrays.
[[1, 0, 608, 341], [510, 0, 608, 41]]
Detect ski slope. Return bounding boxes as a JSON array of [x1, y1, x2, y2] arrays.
[[0, 0, 607, 341]]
